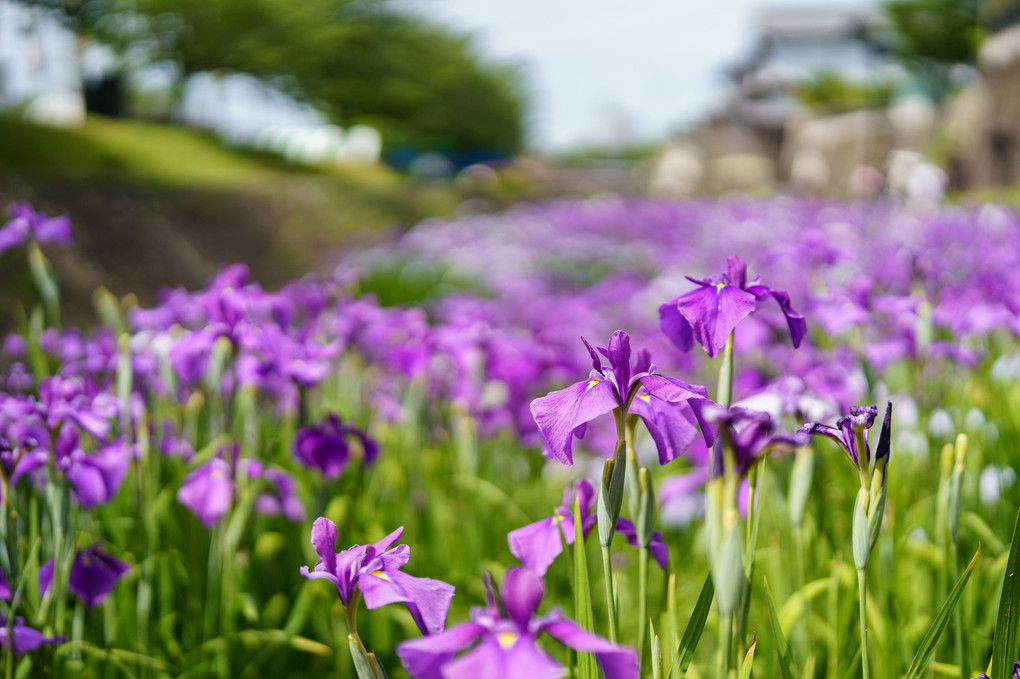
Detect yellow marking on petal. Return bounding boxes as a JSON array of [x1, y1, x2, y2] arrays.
[[638, 394, 650, 402], [553, 514, 564, 524], [371, 571, 391, 581], [497, 632, 519, 650], [716, 281, 727, 291], [587, 379, 601, 391]]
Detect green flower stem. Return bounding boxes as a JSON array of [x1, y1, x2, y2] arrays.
[[345, 590, 361, 639], [600, 545, 618, 643], [735, 466, 761, 658], [717, 333, 735, 408], [719, 611, 734, 679], [637, 545, 649, 670], [950, 539, 967, 679], [858, 567, 870, 679]]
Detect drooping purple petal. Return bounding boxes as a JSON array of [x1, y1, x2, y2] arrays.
[[443, 635, 563, 679], [747, 285, 807, 349], [397, 622, 488, 679], [68, 546, 130, 607], [65, 438, 130, 509], [177, 458, 234, 527], [658, 300, 694, 352], [0, 617, 65, 656], [507, 514, 575, 578], [630, 393, 700, 464], [530, 378, 619, 465], [359, 569, 455, 635], [614, 518, 669, 569], [33, 214, 72, 246], [678, 283, 757, 358], [39, 559, 53, 597], [543, 618, 639, 679]]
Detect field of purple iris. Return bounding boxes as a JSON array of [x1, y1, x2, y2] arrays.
[[0, 197, 1018, 679]]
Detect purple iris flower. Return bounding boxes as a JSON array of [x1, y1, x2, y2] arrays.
[[397, 567, 638, 679], [659, 255, 806, 358], [614, 518, 669, 569], [39, 559, 53, 597], [68, 545, 130, 607], [2, 334, 26, 358], [34, 376, 114, 441], [0, 617, 65, 656], [976, 661, 1020, 679], [177, 458, 234, 527], [245, 460, 306, 523], [56, 433, 130, 509], [293, 414, 378, 479], [300, 518, 454, 636], [0, 432, 48, 497], [798, 404, 880, 468], [530, 330, 710, 466], [0, 202, 72, 257], [704, 405, 807, 478], [507, 479, 596, 577], [508, 479, 669, 575]]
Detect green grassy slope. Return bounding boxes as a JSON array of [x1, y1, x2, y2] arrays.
[[0, 115, 508, 323]]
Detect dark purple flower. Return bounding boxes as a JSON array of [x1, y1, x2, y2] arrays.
[[614, 518, 669, 569], [704, 406, 807, 478], [507, 479, 596, 577], [245, 460, 306, 523], [2, 334, 26, 358], [529, 330, 710, 465], [35, 376, 113, 441], [68, 545, 129, 607], [798, 404, 880, 468], [300, 518, 454, 635], [39, 559, 53, 597], [0, 202, 72, 257], [0, 430, 48, 496], [293, 414, 378, 479], [0, 617, 65, 656], [158, 421, 194, 460], [397, 567, 637, 679], [629, 388, 702, 465], [177, 458, 234, 527], [659, 255, 806, 357], [58, 435, 130, 509], [975, 661, 1020, 679]]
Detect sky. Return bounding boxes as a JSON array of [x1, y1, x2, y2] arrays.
[[415, 0, 878, 151]]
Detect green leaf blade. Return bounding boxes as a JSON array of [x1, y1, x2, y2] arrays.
[[669, 573, 714, 679], [992, 509, 1020, 679], [765, 577, 798, 679], [905, 547, 980, 679]]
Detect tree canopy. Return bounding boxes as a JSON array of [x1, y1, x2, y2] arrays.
[[44, 0, 527, 154]]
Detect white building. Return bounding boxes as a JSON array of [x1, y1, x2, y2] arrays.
[[0, 0, 85, 125], [177, 71, 381, 165], [727, 6, 898, 130]]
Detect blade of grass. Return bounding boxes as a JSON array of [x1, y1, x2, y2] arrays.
[[668, 573, 714, 679], [765, 577, 798, 679], [738, 634, 757, 679], [992, 508, 1020, 679], [574, 496, 599, 679], [905, 547, 980, 679]]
